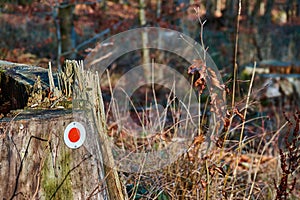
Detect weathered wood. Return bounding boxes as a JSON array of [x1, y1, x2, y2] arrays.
[[0, 60, 127, 200], [70, 60, 127, 200], [0, 109, 108, 199], [0, 61, 54, 115]]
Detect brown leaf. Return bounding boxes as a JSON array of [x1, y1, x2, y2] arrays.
[[233, 107, 244, 121], [194, 78, 206, 94], [223, 117, 230, 130], [214, 166, 226, 177], [207, 67, 224, 90], [193, 134, 205, 146], [201, 179, 207, 190]]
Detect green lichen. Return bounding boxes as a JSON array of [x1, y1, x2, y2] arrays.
[[41, 147, 73, 200]]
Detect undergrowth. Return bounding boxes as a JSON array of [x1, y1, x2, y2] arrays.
[[102, 3, 300, 200]]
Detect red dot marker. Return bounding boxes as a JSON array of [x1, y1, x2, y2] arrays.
[[64, 122, 86, 149], [68, 127, 80, 143]]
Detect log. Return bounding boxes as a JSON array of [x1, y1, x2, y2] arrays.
[[0, 60, 53, 115], [0, 109, 108, 199]]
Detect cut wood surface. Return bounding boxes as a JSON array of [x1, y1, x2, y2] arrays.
[[0, 109, 108, 200]]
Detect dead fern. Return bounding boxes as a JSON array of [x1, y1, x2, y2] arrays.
[[275, 111, 300, 200]]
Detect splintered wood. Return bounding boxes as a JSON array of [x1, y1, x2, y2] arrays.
[[69, 60, 126, 200]]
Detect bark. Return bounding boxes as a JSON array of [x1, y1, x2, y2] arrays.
[[225, 0, 235, 16], [224, 0, 236, 27], [71, 60, 127, 200], [0, 110, 107, 199], [58, 2, 76, 60], [0, 61, 48, 115], [264, 0, 274, 24], [0, 60, 127, 199], [206, 0, 215, 18], [250, 0, 262, 23]]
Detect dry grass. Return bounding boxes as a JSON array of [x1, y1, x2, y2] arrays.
[[106, 68, 299, 200], [97, 5, 300, 200]]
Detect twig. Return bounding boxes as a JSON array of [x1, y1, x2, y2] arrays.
[[229, 1, 242, 199], [89, 52, 113, 66], [239, 62, 256, 148], [75, 28, 110, 51], [60, 21, 123, 58], [86, 168, 112, 199], [237, 62, 256, 199], [194, 7, 207, 61], [231, 0, 242, 109], [48, 62, 55, 92], [247, 121, 289, 200]]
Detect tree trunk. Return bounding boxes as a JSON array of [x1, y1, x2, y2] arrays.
[[250, 0, 262, 21], [139, 0, 151, 82], [156, 0, 162, 18], [206, 0, 215, 18], [225, 0, 235, 16], [215, 0, 222, 16], [264, 0, 274, 24], [58, 2, 76, 60]]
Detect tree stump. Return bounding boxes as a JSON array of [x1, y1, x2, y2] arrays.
[[0, 60, 126, 200], [0, 109, 108, 200]]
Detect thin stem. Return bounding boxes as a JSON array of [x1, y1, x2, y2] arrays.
[[240, 62, 256, 151], [231, 0, 242, 109], [229, 1, 242, 199]]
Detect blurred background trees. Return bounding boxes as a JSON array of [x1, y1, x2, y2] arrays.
[[0, 0, 299, 70]]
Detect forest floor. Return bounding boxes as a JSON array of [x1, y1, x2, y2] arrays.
[[0, 1, 300, 199]]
